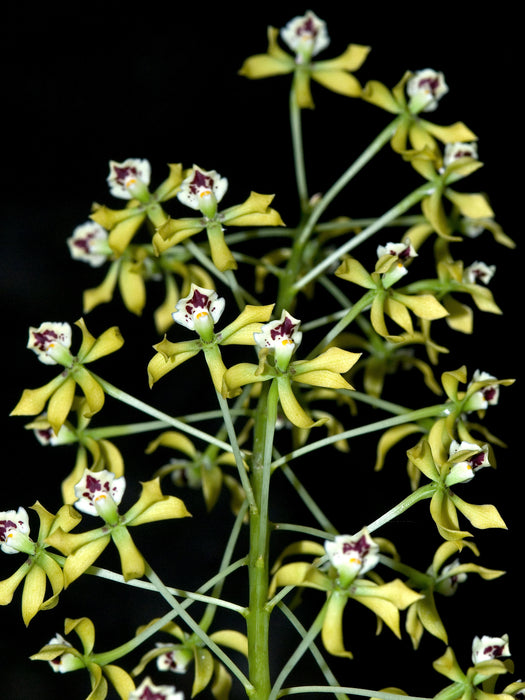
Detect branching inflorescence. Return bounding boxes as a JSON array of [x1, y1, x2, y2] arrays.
[[3, 10, 519, 700]]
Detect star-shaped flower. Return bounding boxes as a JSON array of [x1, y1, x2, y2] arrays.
[[153, 165, 284, 271], [362, 69, 476, 156], [269, 531, 421, 658], [239, 11, 370, 109], [45, 472, 191, 585], [148, 285, 275, 393], [90, 160, 184, 256], [0, 503, 80, 625], [11, 319, 124, 435], [222, 310, 361, 428], [31, 616, 136, 700]]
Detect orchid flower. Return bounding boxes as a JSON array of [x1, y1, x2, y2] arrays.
[[239, 11, 370, 109], [223, 310, 361, 429], [11, 319, 124, 435], [153, 165, 284, 271]]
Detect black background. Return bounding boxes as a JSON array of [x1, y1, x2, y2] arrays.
[[1, 5, 522, 699]]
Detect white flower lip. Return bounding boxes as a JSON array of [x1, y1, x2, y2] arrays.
[[171, 284, 225, 331], [406, 69, 449, 112], [73, 468, 126, 517], [177, 165, 228, 212], [472, 634, 510, 664], [0, 507, 30, 554], [27, 322, 73, 365], [129, 676, 185, 700], [443, 141, 479, 169], [324, 529, 379, 582], [46, 634, 79, 674], [280, 11, 330, 58], [445, 439, 490, 486], [463, 261, 496, 285], [107, 158, 152, 200], [67, 221, 109, 268]]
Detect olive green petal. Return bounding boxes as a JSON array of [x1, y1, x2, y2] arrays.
[[0, 559, 32, 605], [416, 595, 448, 643], [11, 373, 68, 418], [322, 592, 353, 658], [21, 563, 47, 626], [220, 304, 275, 343], [111, 526, 145, 581], [83, 260, 121, 313], [145, 430, 197, 458], [47, 375, 77, 435], [222, 192, 285, 227], [206, 222, 237, 271], [154, 162, 184, 202], [422, 120, 477, 144], [192, 647, 214, 697], [63, 536, 112, 586], [147, 345, 201, 387], [78, 321, 124, 363], [362, 80, 401, 113], [74, 368, 106, 418], [124, 478, 191, 525], [119, 260, 146, 315], [450, 493, 507, 530], [445, 190, 494, 219], [277, 376, 326, 429], [335, 256, 376, 289], [106, 212, 147, 257], [394, 292, 449, 321], [312, 69, 363, 98], [103, 665, 136, 700], [239, 52, 294, 78]]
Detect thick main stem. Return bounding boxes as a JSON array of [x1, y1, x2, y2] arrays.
[[246, 381, 277, 698]]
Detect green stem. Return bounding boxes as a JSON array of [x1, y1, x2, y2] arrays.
[[306, 289, 376, 358], [216, 390, 257, 511], [280, 464, 338, 534], [295, 115, 402, 249], [290, 87, 309, 213], [277, 602, 349, 700], [293, 180, 435, 293], [90, 373, 233, 453], [268, 600, 329, 700], [246, 380, 279, 699], [364, 483, 436, 534], [271, 404, 447, 470], [145, 563, 253, 691], [277, 687, 433, 699], [85, 420, 168, 440]]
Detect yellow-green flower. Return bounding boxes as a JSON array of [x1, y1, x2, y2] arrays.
[[362, 70, 476, 155], [222, 310, 361, 429], [90, 160, 184, 257], [433, 258, 502, 335], [11, 319, 124, 435], [410, 146, 494, 239], [335, 255, 448, 342], [132, 618, 248, 700], [148, 285, 275, 392], [432, 639, 514, 700], [153, 166, 284, 271], [45, 473, 191, 585], [0, 503, 80, 625], [31, 616, 135, 700], [404, 540, 504, 649], [407, 433, 506, 543], [239, 11, 370, 109], [269, 531, 422, 658]]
